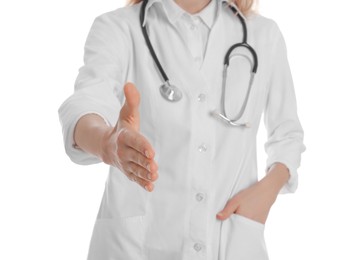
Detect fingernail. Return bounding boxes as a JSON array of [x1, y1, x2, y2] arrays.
[[146, 163, 151, 172], [147, 173, 152, 180], [145, 150, 150, 158], [145, 184, 150, 191], [217, 212, 223, 218]]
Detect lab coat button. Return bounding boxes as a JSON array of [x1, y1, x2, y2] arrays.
[[193, 16, 200, 22], [193, 243, 203, 252], [196, 192, 205, 201], [197, 93, 206, 102], [190, 24, 196, 30], [198, 143, 207, 152]]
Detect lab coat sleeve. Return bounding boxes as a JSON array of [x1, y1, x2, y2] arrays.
[[58, 12, 129, 165], [263, 22, 306, 194]]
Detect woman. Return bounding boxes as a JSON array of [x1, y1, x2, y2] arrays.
[[58, 0, 306, 259]]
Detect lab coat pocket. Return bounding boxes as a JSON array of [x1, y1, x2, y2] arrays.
[[87, 215, 146, 260], [219, 213, 269, 260]]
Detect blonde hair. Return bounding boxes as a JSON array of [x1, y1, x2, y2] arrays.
[[126, 0, 258, 17]]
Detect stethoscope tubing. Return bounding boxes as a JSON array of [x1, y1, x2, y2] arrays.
[[140, 0, 169, 83]]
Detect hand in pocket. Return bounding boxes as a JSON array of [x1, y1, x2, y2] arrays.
[[216, 180, 278, 225]]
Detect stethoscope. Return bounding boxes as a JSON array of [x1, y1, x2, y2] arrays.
[[140, 0, 258, 127]]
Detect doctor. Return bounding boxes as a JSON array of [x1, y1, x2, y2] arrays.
[[58, 0, 306, 259]]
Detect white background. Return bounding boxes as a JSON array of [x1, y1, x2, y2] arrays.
[[0, 0, 358, 259]]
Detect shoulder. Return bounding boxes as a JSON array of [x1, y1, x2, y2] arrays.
[[246, 12, 283, 43], [90, 3, 142, 32]]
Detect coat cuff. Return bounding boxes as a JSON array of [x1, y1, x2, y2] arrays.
[[58, 93, 118, 165]]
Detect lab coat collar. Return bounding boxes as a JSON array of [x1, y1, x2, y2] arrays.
[[141, 0, 161, 27], [195, 0, 218, 29], [141, 0, 158, 27], [141, 0, 246, 28], [141, 0, 217, 28]]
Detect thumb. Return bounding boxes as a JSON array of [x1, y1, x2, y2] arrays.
[[123, 82, 140, 110], [119, 82, 141, 131], [216, 198, 238, 221]]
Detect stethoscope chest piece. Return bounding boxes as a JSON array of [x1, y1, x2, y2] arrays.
[[160, 81, 182, 102]]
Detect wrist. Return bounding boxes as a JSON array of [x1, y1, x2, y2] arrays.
[[98, 125, 115, 164], [261, 163, 290, 197], [74, 113, 114, 162]]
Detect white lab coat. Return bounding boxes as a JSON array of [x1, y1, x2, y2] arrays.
[[58, 0, 306, 259]]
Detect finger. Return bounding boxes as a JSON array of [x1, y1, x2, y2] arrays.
[[127, 160, 158, 182], [123, 82, 140, 111], [125, 163, 155, 192], [123, 147, 158, 179], [216, 197, 239, 221], [119, 128, 155, 159], [119, 82, 141, 131]]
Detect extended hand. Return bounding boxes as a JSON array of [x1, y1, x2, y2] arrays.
[[101, 82, 159, 192]]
